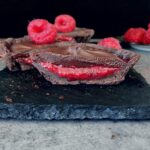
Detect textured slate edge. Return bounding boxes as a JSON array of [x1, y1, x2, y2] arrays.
[[0, 103, 150, 120]]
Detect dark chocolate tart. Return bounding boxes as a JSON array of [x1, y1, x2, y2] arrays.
[[0, 27, 94, 71], [28, 43, 140, 85], [0, 36, 140, 85], [0, 36, 75, 71]]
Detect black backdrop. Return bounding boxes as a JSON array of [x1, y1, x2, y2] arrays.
[[0, 0, 150, 38]]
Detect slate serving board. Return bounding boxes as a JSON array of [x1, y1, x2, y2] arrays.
[[0, 48, 150, 120]]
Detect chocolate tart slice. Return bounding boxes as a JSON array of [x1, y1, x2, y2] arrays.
[[24, 42, 140, 85], [0, 36, 75, 71], [57, 27, 95, 42], [0, 26, 94, 71], [0, 36, 51, 71]]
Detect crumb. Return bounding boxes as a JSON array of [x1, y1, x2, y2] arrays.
[[111, 134, 116, 139], [32, 82, 39, 89], [33, 84, 39, 89], [59, 95, 65, 100], [11, 80, 15, 83], [17, 85, 21, 88], [46, 93, 50, 96], [37, 74, 42, 78], [4, 96, 13, 103], [9, 84, 13, 87], [10, 91, 15, 95], [111, 133, 120, 140]]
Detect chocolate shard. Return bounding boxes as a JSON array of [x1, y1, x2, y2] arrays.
[[29, 43, 140, 85], [58, 28, 95, 42]]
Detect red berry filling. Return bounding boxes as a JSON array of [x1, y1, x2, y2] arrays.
[[17, 57, 119, 81], [27, 19, 57, 44], [19, 57, 33, 64], [40, 62, 119, 81], [55, 14, 76, 33], [56, 35, 75, 42], [17, 58, 119, 81], [98, 37, 122, 50]]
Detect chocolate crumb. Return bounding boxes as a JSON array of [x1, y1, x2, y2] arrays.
[[9, 84, 13, 87], [4, 96, 13, 103], [33, 84, 39, 89], [111, 134, 116, 139], [37, 74, 42, 78], [32, 82, 39, 89], [46, 93, 50, 96], [111, 133, 120, 140], [10, 91, 15, 95], [59, 95, 65, 100], [11, 80, 15, 83], [17, 85, 21, 88]]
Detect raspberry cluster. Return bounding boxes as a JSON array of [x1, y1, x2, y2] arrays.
[[124, 23, 150, 44], [27, 15, 76, 44]]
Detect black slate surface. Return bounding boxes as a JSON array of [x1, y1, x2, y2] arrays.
[[0, 50, 150, 120]]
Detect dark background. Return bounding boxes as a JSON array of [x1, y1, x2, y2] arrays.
[[0, 0, 150, 38]]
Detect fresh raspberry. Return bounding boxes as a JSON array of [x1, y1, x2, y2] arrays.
[[143, 29, 150, 44], [54, 14, 76, 33], [124, 28, 146, 43], [98, 37, 122, 50], [27, 19, 57, 44]]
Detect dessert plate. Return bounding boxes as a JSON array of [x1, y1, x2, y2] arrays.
[[130, 43, 150, 52]]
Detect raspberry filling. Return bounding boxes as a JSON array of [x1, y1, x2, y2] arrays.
[[18, 58, 119, 81], [20, 57, 33, 64], [56, 35, 75, 42], [40, 62, 119, 81]]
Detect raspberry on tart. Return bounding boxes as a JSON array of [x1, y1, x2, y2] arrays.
[[27, 19, 57, 44], [98, 37, 122, 50], [55, 14, 76, 33], [27, 15, 94, 43]]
